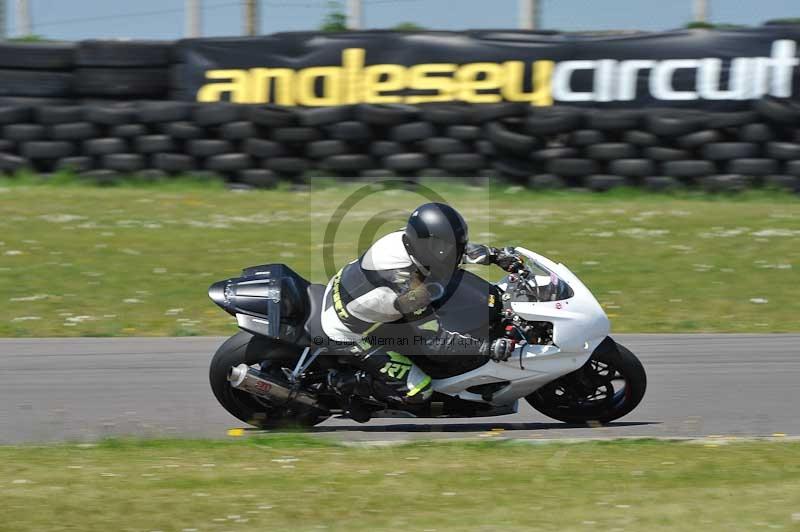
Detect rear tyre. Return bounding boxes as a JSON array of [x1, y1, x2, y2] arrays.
[[526, 340, 646, 424], [209, 332, 329, 429]]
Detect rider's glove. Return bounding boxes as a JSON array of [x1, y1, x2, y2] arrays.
[[494, 247, 524, 273], [463, 243, 495, 265], [486, 338, 516, 362], [395, 283, 432, 316]]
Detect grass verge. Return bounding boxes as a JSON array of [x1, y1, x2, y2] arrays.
[[0, 178, 798, 336], [1, 436, 799, 531]]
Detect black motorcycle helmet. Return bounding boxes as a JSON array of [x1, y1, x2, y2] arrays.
[[402, 203, 469, 281]]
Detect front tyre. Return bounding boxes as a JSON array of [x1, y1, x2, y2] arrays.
[[526, 339, 646, 424], [209, 331, 329, 429]]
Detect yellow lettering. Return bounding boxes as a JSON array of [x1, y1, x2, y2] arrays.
[[197, 53, 558, 108], [502, 60, 554, 107], [249, 68, 296, 105], [405, 63, 458, 104], [456, 62, 504, 103], [197, 69, 250, 103], [363, 64, 407, 103], [342, 48, 366, 104], [296, 66, 344, 106]]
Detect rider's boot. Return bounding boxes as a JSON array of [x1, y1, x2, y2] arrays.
[[352, 349, 433, 406]]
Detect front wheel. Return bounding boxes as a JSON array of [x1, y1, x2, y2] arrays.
[[209, 331, 329, 429], [526, 339, 646, 424]]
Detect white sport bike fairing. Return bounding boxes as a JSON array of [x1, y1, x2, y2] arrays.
[[208, 248, 647, 428]]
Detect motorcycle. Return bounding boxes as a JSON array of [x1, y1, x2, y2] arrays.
[[208, 247, 646, 428]]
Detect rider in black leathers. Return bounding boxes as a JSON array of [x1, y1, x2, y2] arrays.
[[320, 203, 523, 409]]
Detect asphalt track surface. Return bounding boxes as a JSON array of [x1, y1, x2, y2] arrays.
[[1, 335, 798, 444]]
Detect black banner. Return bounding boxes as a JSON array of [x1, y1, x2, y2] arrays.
[[176, 27, 800, 109]]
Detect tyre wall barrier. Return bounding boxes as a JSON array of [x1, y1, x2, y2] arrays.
[[0, 98, 799, 192], [0, 39, 798, 191]]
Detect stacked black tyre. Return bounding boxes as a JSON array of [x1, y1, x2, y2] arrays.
[[75, 40, 171, 101], [0, 40, 172, 106], [0, 97, 799, 192], [0, 41, 75, 104], [522, 103, 800, 192]]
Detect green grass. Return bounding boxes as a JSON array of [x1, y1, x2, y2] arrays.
[[1, 437, 799, 531], [0, 177, 798, 336]]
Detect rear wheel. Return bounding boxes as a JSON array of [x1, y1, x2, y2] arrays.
[[526, 340, 646, 424], [209, 332, 329, 429]]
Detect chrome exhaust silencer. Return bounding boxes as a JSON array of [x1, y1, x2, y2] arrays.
[[228, 364, 325, 411]]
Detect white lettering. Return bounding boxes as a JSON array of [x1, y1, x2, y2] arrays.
[[651, 59, 700, 101], [769, 39, 799, 97], [554, 39, 799, 103], [593, 59, 617, 102], [748, 57, 771, 99], [616, 60, 655, 101], [698, 57, 750, 100], [552, 60, 596, 102]]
